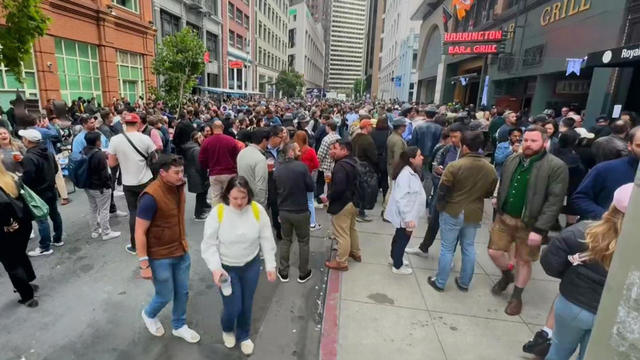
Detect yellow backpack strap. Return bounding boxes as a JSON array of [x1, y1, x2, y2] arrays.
[[251, 201, 260, 221], [217, 204, 225, 223]]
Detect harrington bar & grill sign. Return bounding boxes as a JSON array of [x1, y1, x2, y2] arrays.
[[443, 30, 507, 56]]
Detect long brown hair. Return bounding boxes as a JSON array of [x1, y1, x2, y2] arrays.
[[585, 204, 625, 269], [392, 146, 420, 180], [0, 161, 18, 198], [294, 130, 309, 152]]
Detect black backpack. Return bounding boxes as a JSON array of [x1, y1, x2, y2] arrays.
[[352, 159, 378, 210]]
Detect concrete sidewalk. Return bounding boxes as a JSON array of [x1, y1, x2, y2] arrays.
[[320, 201, 559, 360]]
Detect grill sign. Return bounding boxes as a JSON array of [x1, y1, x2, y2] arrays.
[[447, 44, 498, 55]]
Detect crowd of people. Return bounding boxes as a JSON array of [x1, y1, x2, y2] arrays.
[[0, 94, 638, 359]]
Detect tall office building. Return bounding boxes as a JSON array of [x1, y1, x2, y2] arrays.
[[255, 0, 289, 95], [222, 0, 254, 91], [363, 0, 379, 97], [377, 0, 421, 101], [288, 1, 325, 89], [326, 0, 368, 94]]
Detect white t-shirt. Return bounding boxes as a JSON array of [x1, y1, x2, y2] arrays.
[[108, 131, 156, 186]]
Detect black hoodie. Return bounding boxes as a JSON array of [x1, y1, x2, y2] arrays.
[[22, 144, 57, 199], [327, 155, 358, 215]]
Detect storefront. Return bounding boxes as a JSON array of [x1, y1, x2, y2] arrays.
[[31, 0, 156, 107], [586, 42, 640, 115], [435, 0, 627, 124]]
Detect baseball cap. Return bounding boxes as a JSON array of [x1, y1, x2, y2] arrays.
[[18, 129, 42, 142], [613, 183, 633, 213], [124, 113, 140, 123], [359, 119, 373, 129]]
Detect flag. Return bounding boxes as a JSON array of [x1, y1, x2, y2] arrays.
[[452, 0, 474, 21], [566, 58, 584, 76], [442, 6, 453, 32]]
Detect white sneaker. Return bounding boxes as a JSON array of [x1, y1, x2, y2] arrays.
[[141, 310, 165, 336], [112, 210, 128, 217], [388, 256, 410, 266], [405, 247, 429, 258], [240, 339, 254, 355], [310, 224, 322, 231], [27, 247, 53, 257], [172, 325, 200, 344], [222, 331, 236, 348], [314, 202, 324, 209], [102, 231, 121, 240], [91, 229, 102, 239], [391, 265, 413, 275]]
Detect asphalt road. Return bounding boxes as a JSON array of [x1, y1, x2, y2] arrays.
[[0, 186, 331, 360]]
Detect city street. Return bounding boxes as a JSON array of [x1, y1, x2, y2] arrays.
[[0, 187, 332, 360]]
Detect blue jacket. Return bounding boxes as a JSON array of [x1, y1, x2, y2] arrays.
[[409, 122, 442, 161], [33, 125, 59, 154], [570, 156, 638, 220]]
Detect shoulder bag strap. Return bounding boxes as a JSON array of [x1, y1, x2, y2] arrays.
[[121, 132, 148, 160]]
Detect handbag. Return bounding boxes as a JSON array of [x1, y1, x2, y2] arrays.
[[20, 184, 49, 220]]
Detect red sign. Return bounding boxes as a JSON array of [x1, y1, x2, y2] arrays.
[[229, 60, 244, 69], [444, 30, 503, 43], [447, 44, 498, 55], [203, 51, 210, 63]]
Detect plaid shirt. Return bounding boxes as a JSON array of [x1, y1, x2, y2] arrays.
[[318, 133, 341, 173]]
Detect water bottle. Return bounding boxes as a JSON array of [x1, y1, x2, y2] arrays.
[[220, 274, 232, 296]]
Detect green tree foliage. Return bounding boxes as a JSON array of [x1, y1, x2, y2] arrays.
[[152, 28, 205, 113], [353, 78, 364, 99], [275, 70, 305, 98], [0, 0, 50, 82]]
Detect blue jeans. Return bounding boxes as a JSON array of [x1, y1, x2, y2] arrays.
[[307, 192, 317, 226], [221, 256, 261, 342], [390, 227, 411, 269], [546, 295, 595, 360], [144, 253, 191, 330], [36, 193, 63, 250], [435, 212, 479, 289]]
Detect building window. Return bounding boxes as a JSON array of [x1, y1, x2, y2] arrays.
[[206, 32, 219, 61], [113, 0, 138, 13], [288, 28, 295, 48], [54, 38, 102, 105], [288, 54, 295, 71], [116, 51, 145, 103], [207, 73, 219, 87], [412, 52, 418, 70], [244, 14, 250, 29], [228, 3, 234, 18], [0, 51, 38, 108], [236, 34, 243, 50], [160, 10, 181, 38], [187, 22, 201, 38], [205, 0, 218, 16], [236, 8, 243, 24], [229, 30, 235, 48]]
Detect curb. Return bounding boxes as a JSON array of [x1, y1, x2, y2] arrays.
[[319, 268, 341, 360]]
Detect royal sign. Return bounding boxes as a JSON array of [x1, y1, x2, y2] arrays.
[[446, 44, 499, 55], [443, 30, 504, 43]]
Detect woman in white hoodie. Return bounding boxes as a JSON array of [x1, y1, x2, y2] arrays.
[[201, 176, 277, 356], [383, 146, 427, 275]]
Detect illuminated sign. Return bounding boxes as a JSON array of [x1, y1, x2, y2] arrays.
[[229, 60, 244, 69], [443, 30, 504, 43], [446, 44, 499, 55], [541, 0, 591, 26]]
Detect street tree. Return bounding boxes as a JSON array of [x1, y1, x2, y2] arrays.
[[275, 70, 305, 98], [353, 78, 364, 99], [152, 27, 205, 113], [0, 0, 50, 82]]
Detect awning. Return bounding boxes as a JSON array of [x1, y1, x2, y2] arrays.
[[586, 42, 640, 68]]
